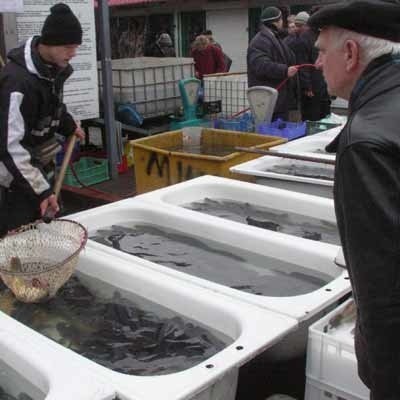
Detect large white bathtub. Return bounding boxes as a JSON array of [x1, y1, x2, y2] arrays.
[[0, 247, 296, 400], [231, 127, 341, 198], [137, 175, 339, 245], [0, 328, 115, 400], [69, 197, 349, 323]]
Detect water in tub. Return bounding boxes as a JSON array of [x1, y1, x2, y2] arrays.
[[265, 161, 334, 181], [0, 358, 43, 400], [90, 224, 332, 296], [183, 198, 340, 245], [0, 277, 230, 376], [164, 144, 240, 157]]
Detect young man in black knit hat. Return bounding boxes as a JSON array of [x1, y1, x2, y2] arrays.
[[309, 1, 400, 399], [247, 6, 298, 121], [0, 3, 85, 236]]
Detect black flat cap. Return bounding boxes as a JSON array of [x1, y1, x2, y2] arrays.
[[308, 0, 400, 42]]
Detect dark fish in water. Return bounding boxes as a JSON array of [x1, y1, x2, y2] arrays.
[[302, 231, 322, 241], [246, 216, 280, 231], [328, 300, 356, 330]]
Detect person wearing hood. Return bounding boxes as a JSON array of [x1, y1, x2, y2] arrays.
[[247, 6, 298, 121], [151, 32, 176, 57], [309, 1, 400, 399], [0, 2, 85, 236]]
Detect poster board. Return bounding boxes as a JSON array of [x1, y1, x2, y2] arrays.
[[0, 1, 23, 13], [16, 0, 99, 120]]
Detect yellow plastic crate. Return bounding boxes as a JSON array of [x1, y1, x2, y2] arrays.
[[131, 127, 286, 194]]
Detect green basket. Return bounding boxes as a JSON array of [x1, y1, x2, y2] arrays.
[[306, 121, 341, 135], [64, 157, 109, 187]]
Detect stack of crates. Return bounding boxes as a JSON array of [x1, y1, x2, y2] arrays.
[[305, 299, 370, 400]]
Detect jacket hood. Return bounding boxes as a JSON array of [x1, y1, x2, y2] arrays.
[[7, 36, 73, 81]]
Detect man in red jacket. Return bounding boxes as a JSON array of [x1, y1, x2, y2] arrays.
[[190, 35, 225, 79]]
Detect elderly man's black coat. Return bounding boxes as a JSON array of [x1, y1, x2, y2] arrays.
[[247, 25, 295, 120], [326, 54, 400, 400]]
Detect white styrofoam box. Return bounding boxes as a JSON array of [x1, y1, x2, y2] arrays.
[[0, 246, 297, 400], [306, 299, 369, 400], [305, 377, 365, 400], [98, 57, 195, 118], [69, 196, 349, 323], [0, 329, 115, 400], [203, 73, 248, 117]]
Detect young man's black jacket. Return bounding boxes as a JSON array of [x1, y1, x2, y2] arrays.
[[0, 36, 76, 202]]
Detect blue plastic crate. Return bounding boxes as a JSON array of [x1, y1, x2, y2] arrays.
[[257, 118, 306, 140], [213, 113, 254, 132]]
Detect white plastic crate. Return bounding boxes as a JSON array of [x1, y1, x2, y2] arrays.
[[98, 57, 195, 118], [203, 73, 248, 117], [305, 377, 364, 400], [306, 299, 369, 400]]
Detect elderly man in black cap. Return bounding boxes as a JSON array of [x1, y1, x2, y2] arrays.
[[247, 6, 298, 121], [0, 2, 85, 236], [309, 1, 400, 399]]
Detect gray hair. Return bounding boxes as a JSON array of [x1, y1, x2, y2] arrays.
[[330, 27, 400, 66]]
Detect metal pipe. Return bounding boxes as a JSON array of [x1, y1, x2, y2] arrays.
[[98, 0, 119, 180]]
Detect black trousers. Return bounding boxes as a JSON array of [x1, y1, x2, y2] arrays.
[[301, 93, 331, 121], [0, 187, 41, 237]]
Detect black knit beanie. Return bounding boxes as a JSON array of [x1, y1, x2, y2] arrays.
[[260, 7, 282, 23], [41, 3, 82, 46]]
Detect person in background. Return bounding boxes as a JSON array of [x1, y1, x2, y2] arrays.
[[309, 1, 400, 399], [287, 15, 298, 37], [0, 3, 85, 236], [203, 29, 232, 72], [151, 32, 176, 57], [190, 35, 226, 79], [247, 6, 297, 121], [296, 10, 331, 120]]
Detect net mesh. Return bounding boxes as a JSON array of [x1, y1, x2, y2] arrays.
[[0, 219, 87, 303]]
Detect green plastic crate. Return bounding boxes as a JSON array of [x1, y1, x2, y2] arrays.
[[64, 157, 109, 187], [306, 121, 341, 135]]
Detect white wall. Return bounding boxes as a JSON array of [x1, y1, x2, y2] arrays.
[[206, 9, 249, 73]]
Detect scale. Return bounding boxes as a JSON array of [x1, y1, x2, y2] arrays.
[[247, 86, 278, 126], [169, 78, 207, 130]]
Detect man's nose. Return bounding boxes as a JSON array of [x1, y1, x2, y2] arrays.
[[315, 56, 323, 70]]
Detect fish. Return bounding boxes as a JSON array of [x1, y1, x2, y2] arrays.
[[328, 300, 356, 330]]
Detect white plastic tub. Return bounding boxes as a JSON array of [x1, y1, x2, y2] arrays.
[[136, 175, 339, 245], [0, 247, 297, 400], [0, 329, 115, 400], [69, 199, 349, 324]]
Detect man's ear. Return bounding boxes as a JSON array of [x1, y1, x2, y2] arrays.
[[344, 39, 360, 72]]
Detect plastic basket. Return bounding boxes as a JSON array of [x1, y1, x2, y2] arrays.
[[64, 157, 109, 187], [305, 377, 365, 400], [306, 299, 369, 400], [257, 119, 306, 140], [213, 113, 254, 132], [306, 121, 341, 135]]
